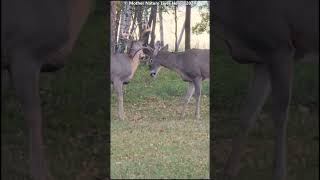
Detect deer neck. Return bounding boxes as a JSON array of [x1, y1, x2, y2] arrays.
[[160, 52, 180, 72], [128, 50, 142, 79]]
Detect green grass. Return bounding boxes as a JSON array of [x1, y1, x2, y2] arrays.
[[111, 65, 210, 179], [212, 51, 319, 179], [1, 7, 107, 180]]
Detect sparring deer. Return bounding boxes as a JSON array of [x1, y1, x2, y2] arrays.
[[111, 27, 151, 120], [214, 0, 319, 179], [149, 43, 209, 120], [2, 0, 93, 179]]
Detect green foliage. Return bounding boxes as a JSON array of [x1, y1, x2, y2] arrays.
[[192, 3, 209, 34], [158, 4, 170, 14]]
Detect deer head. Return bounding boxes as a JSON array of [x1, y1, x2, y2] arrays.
[[122, 26, 152, 59], [149, 44, 169, 78]]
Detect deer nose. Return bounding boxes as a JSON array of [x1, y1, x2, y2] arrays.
[[150, 71, 157, 77]]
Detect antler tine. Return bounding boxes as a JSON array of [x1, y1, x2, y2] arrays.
[[140, 23, 152, 43], [145, 45, 154, 51], [140, 45, 154, 57], [122, 31, 137, 42], [130, 21, 140, 39], [121, 32, 131, 40], [142, 23, 152, 34]]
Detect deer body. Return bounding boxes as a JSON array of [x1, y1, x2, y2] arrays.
[[111, 54, 133, 82], [214, 0, 318, 179], [111, 52, 141, 83], [154, 49, 209, 81], [2, 0, 93, 179], [111, 41, 146, 120], [150, 47, 209, 120], [110, 25, 151, 120]]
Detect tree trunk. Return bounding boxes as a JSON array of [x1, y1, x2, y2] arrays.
[[159, 5, 164, 46], [118, 2, 132, 53], [111, 1, 117, 53], [114, 2, 121, 52], [136, 5, 143, 39], [185, 5, 191, 50], [143, 5, 149, 23], [150, 5, 157, 47], [147, 6, 154, 27], [145, 5, 156, 45], [130, 6, 137, 35], [177, 20, 185, 50], [174, 5, 178, 52]]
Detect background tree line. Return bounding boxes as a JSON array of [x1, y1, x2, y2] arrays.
[[111, 1, 209, 54]]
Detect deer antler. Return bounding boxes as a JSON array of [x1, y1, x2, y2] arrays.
[[140, 45, 154, 57], [141, 45, 154, 52], [152, 41, 163, 56], [140, 23, 152, 44], [121, 32, 131, 40], [142, 23, 152, 32]]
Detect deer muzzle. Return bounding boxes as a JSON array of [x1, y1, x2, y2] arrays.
[[150, 70, 157, 78]]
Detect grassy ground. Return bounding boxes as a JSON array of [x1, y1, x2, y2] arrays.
[[212, 49, 319, 179], [1, 7, 108, 180], [111, 66, 210, 179]]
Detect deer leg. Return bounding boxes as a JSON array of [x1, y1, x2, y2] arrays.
[[270, 55, 293, 180], [9, 52, 48, 180], [113, 78, 125, 120], [181, 82, 194, 119], [225, 64, 271, 177], [193, 78, 202, 120]]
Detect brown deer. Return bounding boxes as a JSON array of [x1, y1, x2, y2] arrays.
[[2, 0, 94, 179], [148, 44, 209, 120], [214, 0, 318, 179], [111, 27, 152, 120]]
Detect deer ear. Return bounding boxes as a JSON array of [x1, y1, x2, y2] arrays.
[[161, 44, 169, 51], [154, 41, 161, 49], [142, 45, 154, 56]]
